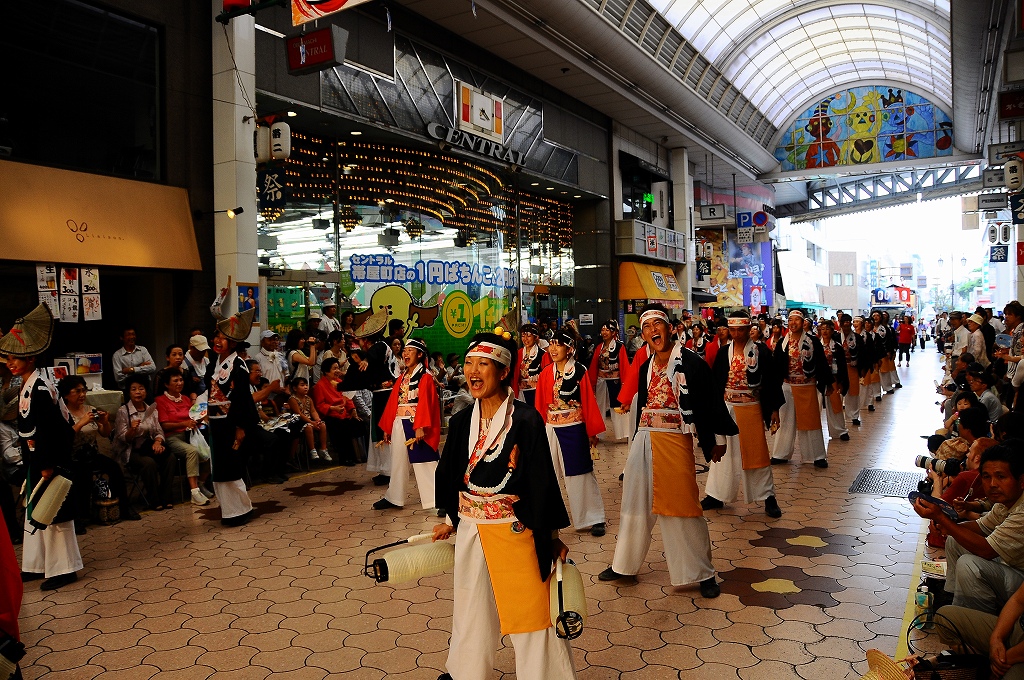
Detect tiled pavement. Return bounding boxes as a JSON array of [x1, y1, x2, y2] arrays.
[[17, 353, 943, 679]]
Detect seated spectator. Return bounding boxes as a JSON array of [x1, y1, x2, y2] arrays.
[[939, 381, 959, 423], [112, 376, 176, 511], [430, 352, 447, 387], [933, 407, 989, 494], [285, 329, 317, 385], [163, 344, 200, 399], [445, 354, 462, 384], [952, 352, 976, 389], [967, 366, 1007, 423], [938, 579, 1024, 680], [997, 412, 1024, 442], [59, 376, 139, 529], [313, 358, 358, 466], [288, 377, 330, 464], [928, 436, 996, 547], [309, 330, 327, 387], [943, 390, 983, 435], [914, 440, 1024, 614], [248, 361, 280, 422], [154, 368, 212, 507]]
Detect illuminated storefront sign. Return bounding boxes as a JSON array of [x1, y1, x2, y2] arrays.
[[349, 253, 518, 289], [425, 123, 526, 166]]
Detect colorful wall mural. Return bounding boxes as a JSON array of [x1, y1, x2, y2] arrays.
[[774, 87, 953, 172]]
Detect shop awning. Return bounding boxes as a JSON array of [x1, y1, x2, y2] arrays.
[[691, 289, 718, 303], [0, 160, 201, 270], [619, 261, 685, 302]]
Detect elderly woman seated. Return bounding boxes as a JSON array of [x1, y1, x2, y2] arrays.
[[112, 375, 176, 511], [58, 375, 139, 531], [155, 367, 213, 507]]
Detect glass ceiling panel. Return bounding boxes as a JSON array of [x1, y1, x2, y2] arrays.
[[648, 0, 951, 128]]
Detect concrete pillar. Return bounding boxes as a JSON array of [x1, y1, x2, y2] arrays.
[[212, 3, 259, 337], [572, 200, 615, 333], [669, 147, 692, 307]]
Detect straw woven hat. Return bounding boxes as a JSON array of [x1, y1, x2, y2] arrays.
[[354, 308, 388, 338], [216, 308, 255, 342], [0, 304, 55, 358], [861, 650, 910, 680]]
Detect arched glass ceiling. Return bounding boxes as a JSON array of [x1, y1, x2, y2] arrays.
[[647, 1, 951, 128]]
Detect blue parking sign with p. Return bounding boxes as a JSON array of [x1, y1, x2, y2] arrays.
[[736, 212, 753, 228]]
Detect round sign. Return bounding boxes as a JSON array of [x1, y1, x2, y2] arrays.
[[441, 290, 474, 339], [752, 211, 769, 227]]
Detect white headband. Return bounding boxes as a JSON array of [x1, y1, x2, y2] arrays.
[[639, 309, 670, 326], [466, 341, 513, 367], [788, 310, 804, 319]]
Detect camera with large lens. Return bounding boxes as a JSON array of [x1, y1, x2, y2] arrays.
[[915, 455, 962, 476], [917, 477, 934, 495]]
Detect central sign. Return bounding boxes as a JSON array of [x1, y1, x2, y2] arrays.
[[426, 123, 525, 166]]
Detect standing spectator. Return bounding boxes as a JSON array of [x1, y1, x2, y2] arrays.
[[113, 376, 178, 510], [111, 326, 157, 389], [340, 310, 357, 340], [355, 309, 399, 483], [319, 301, 342, 336], [183, 335, 212, 395], [967, 313, 992, 368], [305, 310, 322, 337], [897, 315, 915, 366], [996, 302, 1024, 408], [950, 312, 971, 358], [285, 329, 317, 384], [978, 307, 998, 360], [322, 331, 347, 366], [309, 330, 326, 387], [935, 312, 950, 354]]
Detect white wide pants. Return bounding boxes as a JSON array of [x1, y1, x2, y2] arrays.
[[825, 396, 848, 439], [22, 518, 83, 577], [595, 379, 631, 440], [771, 383, 827, 462], [845, 384, 862, 422], [546, 426, 605, 529], [366, 438, 392, 475], [446, 521, 577, 680], [611, 430, 714, 586], [214, 479, 253, 519], [384, 419, 437, 509], [705, 403, 775, 504]]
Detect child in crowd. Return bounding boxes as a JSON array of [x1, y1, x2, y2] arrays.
[[288, 377, 329, 462]]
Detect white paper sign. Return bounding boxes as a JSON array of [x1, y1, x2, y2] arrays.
[[736, 227, 754, 244], [59, 294, 79, 323], [82, 294, 102, 321]]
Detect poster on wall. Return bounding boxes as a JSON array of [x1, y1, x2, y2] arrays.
[[59, 294, 79, 323], [38, 290, 58, 315], [82, 268, 100, 295], [36, 264, 56, 292], [699, 230, 774, 308], [60, 268, 79, 296], [237, 283, 260, 324], [82, 294, 102, 321]]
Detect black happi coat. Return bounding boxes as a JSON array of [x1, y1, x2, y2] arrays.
[[771, 332, 832, 395], [210, 354, 261, 482], [635, 345, 738, 461], [436, 399, 570, 581], [820, 338, 851, 396], [711, 340, 785, 428], [19, 372, 76, 524], [843, 330, 870, 379]]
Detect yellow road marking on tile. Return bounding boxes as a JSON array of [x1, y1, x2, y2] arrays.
[[895, 521, 930, 659]]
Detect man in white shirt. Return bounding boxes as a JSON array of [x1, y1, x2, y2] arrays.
[[255, 331, 289, 395], [112, 327, 157, 388], [989, 309, 1006, 334], [318, 302, 342, 336], [950, 312, 970, 359], [935, 312, 950, 354]]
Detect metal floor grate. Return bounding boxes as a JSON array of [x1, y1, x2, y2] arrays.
[[849, 468, 924, 497]]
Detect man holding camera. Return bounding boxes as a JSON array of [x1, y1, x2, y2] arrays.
[[914, 440, 1024, 615]]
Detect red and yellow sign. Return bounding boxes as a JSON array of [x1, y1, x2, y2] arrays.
[[292, 0, 372, 26]]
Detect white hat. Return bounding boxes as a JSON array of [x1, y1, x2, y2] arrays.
[[189, 335, 210, 352], [968, 313, 985, 326], [260, 330, 279, 340], [308, 310, 322, 320]]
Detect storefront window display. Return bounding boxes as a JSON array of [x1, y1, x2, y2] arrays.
[[256, 134, 575, 356]]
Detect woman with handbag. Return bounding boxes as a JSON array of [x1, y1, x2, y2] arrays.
[[155, 367, 212, 507], [59, 376, 138, 528], [433, 331, 576, 680], [113, 376, 177, 512]]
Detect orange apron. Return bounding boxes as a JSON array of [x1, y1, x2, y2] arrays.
[[828, 389, 843, 414], [790, 383, 820, 431], [847, 366, 860, 397], [731, 402, 771, 470], [476, 521, 552, 635], [650, 430, 702, 517], [880, 357, 896, 373], [867, 369, 880, 385]]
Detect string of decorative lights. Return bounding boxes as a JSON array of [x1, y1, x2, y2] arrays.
[[274, 134, 575, 249]]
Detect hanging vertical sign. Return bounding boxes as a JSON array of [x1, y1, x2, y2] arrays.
[[456, 81, 504, 144]]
